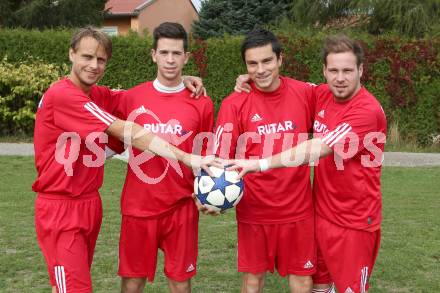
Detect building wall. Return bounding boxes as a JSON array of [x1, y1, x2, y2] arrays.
[[131, 17, 140, 33], [137, 0, 199, 35], [103, 17, 132, 35]]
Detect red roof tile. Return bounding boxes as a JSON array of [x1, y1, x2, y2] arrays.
[[105, 0, 150, 14]]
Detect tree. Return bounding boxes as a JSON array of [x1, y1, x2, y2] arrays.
[[366, 0, 440, 37], [288, 0, 440, 37], [192, 0, 293, 39], [290, 0, 361, 27], [0, 0, 26, 27], [3, 0, 107, 29]]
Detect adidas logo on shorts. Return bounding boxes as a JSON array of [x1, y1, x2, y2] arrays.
[[303, 260, 314, 269], [344, 287, 355, 293], [186, 263, 195, 273]]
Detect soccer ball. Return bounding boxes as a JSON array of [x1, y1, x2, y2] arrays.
[[194, 166, 244, 212]]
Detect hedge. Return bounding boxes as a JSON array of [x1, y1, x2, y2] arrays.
[[0, 58, 68, 136], [0, 28, 439, 146]]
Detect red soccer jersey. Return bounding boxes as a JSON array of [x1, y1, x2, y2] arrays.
[[114, 80, 214, 218], [32, 78, 119, 197], [312, 84, 387, 231], [215, 76, 315, 224]]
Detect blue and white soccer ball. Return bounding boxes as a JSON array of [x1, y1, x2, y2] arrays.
[[194, 166, 244, 212]]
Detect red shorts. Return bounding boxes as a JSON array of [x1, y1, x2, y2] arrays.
[[118, 200, 199, 282], [237, 217, 316, 276], [313, 215, 381, 293], [35, 192, 102, 293]]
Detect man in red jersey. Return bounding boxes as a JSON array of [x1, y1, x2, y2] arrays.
[[112, 22, 214, 293], [33, 26, 214, 293], [214, 28, 316, 293], [229, 34, 387, 293]]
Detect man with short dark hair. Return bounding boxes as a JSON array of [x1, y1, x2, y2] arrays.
[[114, 22, 214, 293], [33, 26, 213, 293], [214, 28, 317, 293], [231, 34, 387, 293]]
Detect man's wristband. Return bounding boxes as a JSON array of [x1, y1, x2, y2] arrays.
[[258, 159, 269, 172]]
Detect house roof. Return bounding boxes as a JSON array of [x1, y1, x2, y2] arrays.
[[105, 0, 199, 16], [105, 0, 151, 15]]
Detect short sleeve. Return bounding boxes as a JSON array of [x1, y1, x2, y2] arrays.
[[53, 91, 116, 139], [306, 83, 317, 130], [107, 88, 126, 115], [199, 97, 215, 156], [90, 85, 125, 115], [322, 106, 377, 156], [214, 98, 240, 159], [201, 98, 214, 133], [112, 90, 130, 120]]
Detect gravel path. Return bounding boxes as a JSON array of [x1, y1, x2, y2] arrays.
[[0, 143, 35, 156], [1, 143, 439, 167]]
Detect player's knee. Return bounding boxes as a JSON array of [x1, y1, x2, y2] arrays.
[[242, 273, 265, 293], [167, 279, 191, 293], [121, 277, 146, 293], [289, 275, 313, 293]]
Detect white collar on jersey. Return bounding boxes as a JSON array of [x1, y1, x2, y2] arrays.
[[153, 78, 185, 94]]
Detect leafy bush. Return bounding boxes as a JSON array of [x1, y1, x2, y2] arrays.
[[0, 58, 68, 135]]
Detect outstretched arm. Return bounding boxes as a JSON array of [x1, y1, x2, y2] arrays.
[[106, 119, 218, 173], [228, 138, 333, 178]]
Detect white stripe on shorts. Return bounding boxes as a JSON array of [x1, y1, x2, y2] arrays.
[[55, 265, 66, 293], [361, 266, 368, 293]]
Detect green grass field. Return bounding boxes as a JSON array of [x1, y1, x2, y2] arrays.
[[0, 157, 439, 292]]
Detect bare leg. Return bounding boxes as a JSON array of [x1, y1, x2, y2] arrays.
[[121, 277, 146, 293], [241, 272, 265, 293], [288, 275, 313, 293], [167, 278, 191, 293]]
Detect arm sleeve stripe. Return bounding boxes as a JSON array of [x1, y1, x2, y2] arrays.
[[214, 126, 224, 154], [84, 102, 114, 126], [322, 123, 348, 142], [322, 123, 351, 146], [86, 102, 116, 123], [328, 126, 352, 147]]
